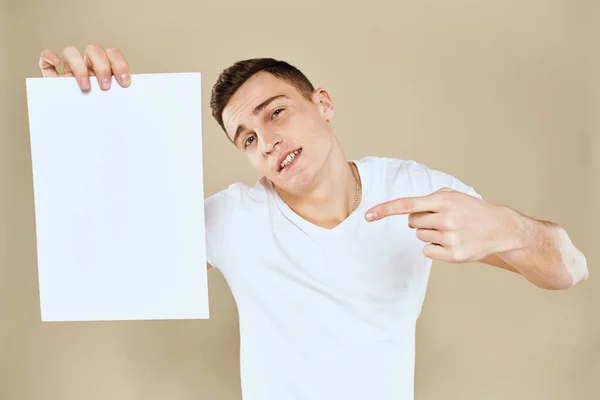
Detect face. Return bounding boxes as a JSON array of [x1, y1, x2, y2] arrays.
[[222, 72, 336, 194]]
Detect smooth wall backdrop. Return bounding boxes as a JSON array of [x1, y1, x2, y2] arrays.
[[1, 3, 12, 398], [1, 1, 598, 399]]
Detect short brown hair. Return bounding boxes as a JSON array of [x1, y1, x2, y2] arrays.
[[210, 58, 316, 135]]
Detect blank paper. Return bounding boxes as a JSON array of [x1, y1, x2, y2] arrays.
[[25, 73, 209, 321]]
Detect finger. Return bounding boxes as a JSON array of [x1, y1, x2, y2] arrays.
[[105, 47, 132, 87], [365, 195, 441, 221], [83, 44, 113, 90], [415, 228, 444, 245], [408, 211, 445, 229], [62, 46, 90, 91], [422, 243, 451, 262], [39, 49, 61, 77]]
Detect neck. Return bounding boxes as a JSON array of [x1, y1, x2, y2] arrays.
[[276, 149, 361, 230]]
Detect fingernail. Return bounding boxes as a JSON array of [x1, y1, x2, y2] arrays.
[[78, 77, 90, 91], [366, 212, 377, 221], [102, 77, 111, 89], [120, 72, 131, 85]]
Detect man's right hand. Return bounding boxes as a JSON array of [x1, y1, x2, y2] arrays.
[[39, 44, 132, 92]]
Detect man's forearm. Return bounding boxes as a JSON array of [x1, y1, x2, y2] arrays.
[[495, 207, 588, 290]]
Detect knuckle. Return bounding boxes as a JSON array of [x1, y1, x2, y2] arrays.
[[111, 61, 129, 73], [95, 69, 112, 80], [93, 63, 112, 74], [438, 199, 451, 212], [443, 216, 456, 230], [440, 192, 455, 206], [408, 213, 416, 225], [85, 43, 104, 53], [106, 47, 121, 54], [62, 45, 78, 54], [440, 190, 452, 199], [435, 187, 451, 197], [39, 49, 52, 59], [449, 248, 465, 263], [383, 204, 394, 215]]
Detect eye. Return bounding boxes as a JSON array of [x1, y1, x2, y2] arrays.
[[272, 108, 284, 119], [243, 134, 256, 148]]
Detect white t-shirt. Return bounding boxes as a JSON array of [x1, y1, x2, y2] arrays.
[[204, 157, 481, 400]]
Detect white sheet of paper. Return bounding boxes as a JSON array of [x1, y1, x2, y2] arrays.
[[25, 73, 209, 322]]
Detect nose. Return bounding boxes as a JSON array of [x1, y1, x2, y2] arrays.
[[258, 129, 282, 155]]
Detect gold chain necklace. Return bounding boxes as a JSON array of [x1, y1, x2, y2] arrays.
[[350, 162, 361, 212]]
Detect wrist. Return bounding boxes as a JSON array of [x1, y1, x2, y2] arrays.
[[491, 205, 529, 255]]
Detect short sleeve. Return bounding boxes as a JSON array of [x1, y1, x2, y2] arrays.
[[204, 186, 240, 270], [402, 160, 482, 200]]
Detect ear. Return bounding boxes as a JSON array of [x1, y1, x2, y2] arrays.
[[312, 88, 335, 122]]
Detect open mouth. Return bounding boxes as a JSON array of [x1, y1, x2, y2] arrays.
[[278, 148, 302, 172]]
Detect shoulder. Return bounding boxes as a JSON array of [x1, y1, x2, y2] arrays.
[[354, 156, 422, 176], [356, 156, 481, 199], [204, 178, 272, 226], [203, 179, 270, 270]]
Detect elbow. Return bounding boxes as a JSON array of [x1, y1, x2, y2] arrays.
[[544, 252, 588, 291], [544, 277, 579, 291], [569, 252, 589, 288], [545, 227, 589, 290]]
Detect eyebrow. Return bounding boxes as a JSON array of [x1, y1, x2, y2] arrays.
[[232, 94, 288, 145]]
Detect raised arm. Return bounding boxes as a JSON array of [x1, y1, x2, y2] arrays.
[[365, 188, 588, 290]]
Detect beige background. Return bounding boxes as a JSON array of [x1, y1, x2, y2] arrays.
[[1, 0, 598, 399]]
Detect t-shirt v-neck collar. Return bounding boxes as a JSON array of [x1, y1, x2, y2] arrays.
[[268, 159, 371, 239]]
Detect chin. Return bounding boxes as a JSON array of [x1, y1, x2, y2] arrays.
[[267, 146, 327, 191], [277, 171, 317, 195]]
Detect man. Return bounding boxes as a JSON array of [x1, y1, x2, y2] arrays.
[[39, 45, 588, 400]]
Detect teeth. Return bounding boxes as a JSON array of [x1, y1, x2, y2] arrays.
[[280, 150, 300, 170]]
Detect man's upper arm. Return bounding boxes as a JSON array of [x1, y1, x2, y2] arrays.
[[402, 160, 482, 199], [204, 185, 239, 272]]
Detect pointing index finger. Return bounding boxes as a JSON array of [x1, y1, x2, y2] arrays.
[[365, 194, 441, 221]]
